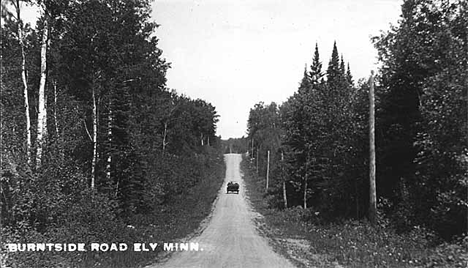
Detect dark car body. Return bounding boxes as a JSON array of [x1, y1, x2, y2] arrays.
[[226, 181, 239, 194]]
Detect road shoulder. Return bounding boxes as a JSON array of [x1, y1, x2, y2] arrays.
[[240, 156, 343, 268]]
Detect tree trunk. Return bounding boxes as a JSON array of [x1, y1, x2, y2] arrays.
[[36, 17, 49, 169], [106, 98, 112, 182], [283, 181, 288, 209], [162, 121, 168, 154], [355, 178, 359, 219], [256, 149, 259, 174], [369, 70, 377, 225], [14, 0, 32, 165], [281, 151, 287, 208], [53, 80, 59, 137], [303, 177, 308, 209], [266, 150, 270, 192], [91, 86, 97, 189]]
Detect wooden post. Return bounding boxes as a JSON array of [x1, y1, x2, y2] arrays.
[[256, 149, 259, 174], [251, 138, 254, 159], [303, 152, 309, 209], [281, 151, 288, 208], [266, 150, 270, 191], [369, 70, 377, 225]]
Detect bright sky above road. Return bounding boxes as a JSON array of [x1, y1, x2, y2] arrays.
[[14, 0, 403, 140], [152, 0, 402, 139]]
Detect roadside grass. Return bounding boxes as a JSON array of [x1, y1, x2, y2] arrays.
[[109, 154, 226, 268], [241, 156, 468, 268]]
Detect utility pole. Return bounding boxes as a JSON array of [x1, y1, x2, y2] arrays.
[[369, 70, 377, 225], [251, 138, 254, 159], [256, 149, 259, 174], [266, 150, 270, 191], [304, 152, 309, 209], [282, 151, 288, 208]]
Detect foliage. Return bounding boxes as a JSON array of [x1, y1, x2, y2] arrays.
[[246, 0, 467, 242], [221, 137, 249, 154], [373, 0, 467, 239], [247, 101, 284, 180], [271, 41, 367, 218], [243, 156, 468, 268], [1, 0, 224, 267]]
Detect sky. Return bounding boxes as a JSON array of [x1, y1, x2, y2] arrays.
[[14, 0, 403, 140], [151, 0, 403, 139]]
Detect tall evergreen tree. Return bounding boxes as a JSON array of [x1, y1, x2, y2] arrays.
[[339, 55, 345, 76], [346, 63, 353, 85], [298, 64, 311, 94], [326, 41, 341, 87], [309, 43, 323, 85]]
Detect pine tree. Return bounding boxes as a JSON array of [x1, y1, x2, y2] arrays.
[[346, 63, 353, 85], [326, 41, 341, 87], [340, 55, 345, 76], [309, 43, 323, 85], [298, 64, 311, 94]]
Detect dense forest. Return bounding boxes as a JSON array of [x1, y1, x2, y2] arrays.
[[247, 0, 467, 242], [221, 137, 249, 154], [1, 0, 224, 267]]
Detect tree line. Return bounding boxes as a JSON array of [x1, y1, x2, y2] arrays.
[[1, 0, 222, 266], [247, 0, 467, 241]]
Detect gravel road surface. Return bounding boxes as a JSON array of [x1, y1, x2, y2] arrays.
[[154, 153, 295, 268]]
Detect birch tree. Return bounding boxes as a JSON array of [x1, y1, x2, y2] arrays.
[[11, 0, 32, 165], [35, 4, 49, 169]]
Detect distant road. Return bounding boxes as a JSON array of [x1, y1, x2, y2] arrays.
[[154, 153, 295, 268]]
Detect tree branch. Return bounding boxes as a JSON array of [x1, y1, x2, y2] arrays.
[[83, 120, 92, 142]]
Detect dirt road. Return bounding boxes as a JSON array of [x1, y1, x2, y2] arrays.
[[154, 153, 295, 268]]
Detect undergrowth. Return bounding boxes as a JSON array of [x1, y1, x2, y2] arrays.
[[241, 156, 468, 268], [2, 151, 225, 268]]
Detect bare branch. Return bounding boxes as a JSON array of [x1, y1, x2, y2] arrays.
[[83, 120, 92, 142]]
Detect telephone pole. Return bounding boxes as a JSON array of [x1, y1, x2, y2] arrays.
[[369, 70, 377, 225], [266, 150, 270, 192]]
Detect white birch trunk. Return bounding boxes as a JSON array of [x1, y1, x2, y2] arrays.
[[283, 181, 288, 208], [53, 80, 58, 137], [91, 87, 97, 189], [106, 98, 112, 182], [162, 121, 168, 154], [36, 17, 49, 169], [14, 0, 32, 165], [303, 178, 308, 209], [281, 151, 288, 208]]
